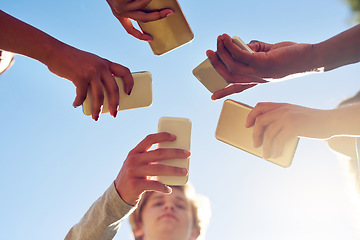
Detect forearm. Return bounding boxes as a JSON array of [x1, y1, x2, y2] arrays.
[[0, 10, 65, 65], [313, 24, 360, 71], [65, 183, 136, 240], [328, 103, 360, 137]]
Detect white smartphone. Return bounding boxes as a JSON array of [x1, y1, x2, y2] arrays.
[[82, 71, 152, 116], [215, 99, 298, 168], [157, 117, 192, 185], [193, 36, 253, 93], [137, 0, 194, 55]]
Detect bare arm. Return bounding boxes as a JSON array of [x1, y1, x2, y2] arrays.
[[245, 102, 360, 160], [0, 10, 134, 121], [208, 25, 360, 100]]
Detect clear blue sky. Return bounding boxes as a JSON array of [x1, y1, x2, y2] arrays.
[[1, 0, 360, 239]]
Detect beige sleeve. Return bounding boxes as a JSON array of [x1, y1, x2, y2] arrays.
[[65, 182, 136, 240]]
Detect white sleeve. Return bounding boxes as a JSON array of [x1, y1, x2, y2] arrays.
[[65, 182, 136, 240]]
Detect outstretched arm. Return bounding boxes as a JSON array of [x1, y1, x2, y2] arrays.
[[0, 10, 134, 121], [65, 132, 189, 240], [208, 25, 360, 99], [245, 102, 360, 160]]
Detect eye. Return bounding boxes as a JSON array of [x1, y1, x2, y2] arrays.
[[176, 203, 187, 210], [152, 201, 164, 207]]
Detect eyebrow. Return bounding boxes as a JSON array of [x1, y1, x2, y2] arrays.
[[149, 194, 188, 203]]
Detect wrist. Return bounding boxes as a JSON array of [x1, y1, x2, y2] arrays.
[[307, 43, 325, 73]]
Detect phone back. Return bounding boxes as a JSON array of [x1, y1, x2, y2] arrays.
[[157, 117, 192, 185], [138, 0, 194, 55], [215, 99, 298, 168], [82, 71, 152, 116]]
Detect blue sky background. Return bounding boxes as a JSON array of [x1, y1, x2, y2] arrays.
[[1, 0, 360, 239]]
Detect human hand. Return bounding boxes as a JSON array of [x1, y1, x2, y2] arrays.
[[207, 34, 317, 99], [106, 0, 173, 41], [46, 44, 134, 121], [246, 102, 333, 159], [206, 34, 269, 100], [114, 132, 190, 206]]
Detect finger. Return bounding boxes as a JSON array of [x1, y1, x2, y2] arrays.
[[109, 62, 134, 95], [252, 110, 282, 148], [271, 131, 291, 159], [135, 164, 188, 178], [207, 49, 268, 86], [117, 0, 152, 12], [101, 72, 119, 118], [248, 40, 274, 52], [90, 79, 104, 121], [262, 121, 283, 160], [73, 83, 89, 107], [246, 102, 283, 128], [133, 148, 190, 164], [134, 179, 172, 194], [216, 35, 243, 73], [126, 9, 173, 22], [130, 133, 176, 154], [119, 17, 152, 41], [211, 83, 257, 100], [222, 33, 254, 66], [206, 49, 232, 83]]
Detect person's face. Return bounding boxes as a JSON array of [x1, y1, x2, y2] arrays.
[[136, 188, 198, 240]]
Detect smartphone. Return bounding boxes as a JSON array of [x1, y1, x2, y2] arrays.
[[193, 36, 253, 93], [82, 71, 152, 116], [157, 117, 192, 185], [137, 0, 194, 56], [215, 99, 298, 168]]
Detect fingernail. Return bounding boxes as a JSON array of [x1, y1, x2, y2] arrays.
[[166, 11, 174, 17], [113, 111, 117, 118], [165, 186, 172, 194]]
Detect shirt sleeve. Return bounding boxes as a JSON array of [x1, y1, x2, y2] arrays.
[[64, 182, 136, 240]]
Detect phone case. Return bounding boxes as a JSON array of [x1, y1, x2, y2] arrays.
[[215, 99, 298, 168], [157, 117, 192, 185], [137, 0, 194, 55], [82, 71, 152, 116], [193, 36, 253, 93]]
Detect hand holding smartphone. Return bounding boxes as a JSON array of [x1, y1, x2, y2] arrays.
[[82, 71, 152, 116], [157, 117, 192, 185], [193, 36, 253, 93], [137, 0, 194, 55], [215, 99, 298, 168]]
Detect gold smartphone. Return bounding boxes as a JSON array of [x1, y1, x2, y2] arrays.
[[138, 0, 194, 55], [215, 99, 298, 168], [82, 71, 152, 116], [193, 36, 253, 93], [157, 117, 192, 185]]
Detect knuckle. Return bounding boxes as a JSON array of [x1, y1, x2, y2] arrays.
[[144, 134, 156, 142], [154, 148, 166, 158]]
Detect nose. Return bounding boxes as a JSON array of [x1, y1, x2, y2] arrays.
[[163, 200, 175, 211]]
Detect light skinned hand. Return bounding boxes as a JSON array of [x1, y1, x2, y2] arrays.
[[245, 102, 333, 159], [114, 132, 190, 206], [106, 0, 173, 41], [46, 44, 134, 121]]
